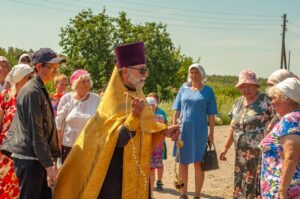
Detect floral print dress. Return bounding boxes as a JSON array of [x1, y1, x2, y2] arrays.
[[229, 93, 274, 199], [150, 114, 164, 169], [51, 92, 64, 117], [259, 110, 300, 199], [0, 89, 19, 199]]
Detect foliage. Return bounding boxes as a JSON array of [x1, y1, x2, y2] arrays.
[[59, 9, 115, 91], [159, 75, 268, 125], [1, 9, 270, 125], [0, 47, 33, 67], [59, 9, 181, 98]]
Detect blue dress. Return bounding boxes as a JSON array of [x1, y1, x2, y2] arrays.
[[172, 83, 218, 164]]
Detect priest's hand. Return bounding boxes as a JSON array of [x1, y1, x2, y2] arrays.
[[131, 97, 146, 118], [164, 125, 180, 141]]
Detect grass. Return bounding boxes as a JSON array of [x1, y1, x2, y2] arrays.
[[46, 74, 267, 126], [158, 75, 268, 126], [159, 97, 232, 126]]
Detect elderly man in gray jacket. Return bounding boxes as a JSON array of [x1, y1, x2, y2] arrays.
[[1, 48, 65, 199]]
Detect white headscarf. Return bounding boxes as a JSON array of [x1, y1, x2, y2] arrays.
[[276, 77, 300, 104], [7, 64, 33, 85], [187, 63, 207, 84], [267, 69, 299, 85], [18, 53, 32, 64], [146, 96, 157, 108]]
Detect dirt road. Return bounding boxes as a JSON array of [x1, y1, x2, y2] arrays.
[[153, 125, 234, 199]]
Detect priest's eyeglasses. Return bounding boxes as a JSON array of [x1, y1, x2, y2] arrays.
[[128, 67, 149, 75]]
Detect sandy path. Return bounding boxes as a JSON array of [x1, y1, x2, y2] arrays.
[[153, 125, 234, 199]]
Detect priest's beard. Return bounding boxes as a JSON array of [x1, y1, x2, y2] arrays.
[[127, 72, 146, 91]]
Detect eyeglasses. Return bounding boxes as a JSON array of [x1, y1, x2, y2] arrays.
[[128, 67, 149, 75], [43, 64, 58, 71]]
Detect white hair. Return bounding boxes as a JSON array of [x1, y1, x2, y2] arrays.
[[71, 74, 93, 90], [267, 87, 289, 102]]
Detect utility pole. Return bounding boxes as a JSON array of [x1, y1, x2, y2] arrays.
[[288, 50, 291, 70], [280, 14, 287, 69]]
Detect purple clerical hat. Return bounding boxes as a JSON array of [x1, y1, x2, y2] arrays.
[[115, 42, 146, 68]]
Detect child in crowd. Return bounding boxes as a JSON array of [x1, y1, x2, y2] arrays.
[[147, 96, 166, 197], [147, 92, 168, 191], [51, 74, 68, 117]]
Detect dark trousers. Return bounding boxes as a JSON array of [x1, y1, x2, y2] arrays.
[[61, 145, 72, 164], [13, 158, 51, 199], [97, 147, 151, 199]]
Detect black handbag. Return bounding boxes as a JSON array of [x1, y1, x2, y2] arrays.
[[202, 142, 219, 171]]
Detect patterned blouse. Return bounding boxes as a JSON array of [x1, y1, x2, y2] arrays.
[[229, 93, 274, 198], [259, 110, 300, 199], [0, 89, 19, 198], [51, 92, 64, 117]]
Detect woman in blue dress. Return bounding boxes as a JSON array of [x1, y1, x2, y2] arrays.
[[172, 63, 218, 199]]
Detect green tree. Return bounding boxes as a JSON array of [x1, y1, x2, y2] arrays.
[[59, 9, 116, 91], [59, 9, 187, 98], [0, 47, 33, 67], [175, 51, 193, 88]]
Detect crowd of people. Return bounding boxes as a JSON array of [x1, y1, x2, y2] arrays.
[[0, 42, 299, 199]]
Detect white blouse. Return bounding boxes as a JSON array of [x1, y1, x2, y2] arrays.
[[56, 92, 100, 147]]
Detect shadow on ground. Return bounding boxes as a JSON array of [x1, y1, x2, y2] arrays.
[[154, 188, 224, 199]]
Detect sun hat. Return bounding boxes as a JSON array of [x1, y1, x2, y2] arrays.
[[70, 69, 89, 85], [115, 42, 146, 68], [10, 64, 34, 84], [0, 56, 8, 63], [187, 63, 207, 84], [275, 77, 300, 104], [146, 96, 158, 108], [32, 48, 66, 65], [267, 69, 299, 85], [235, 69, 260, 88]]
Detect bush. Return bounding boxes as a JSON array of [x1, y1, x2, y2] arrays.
[[158, 75, 267, 126]]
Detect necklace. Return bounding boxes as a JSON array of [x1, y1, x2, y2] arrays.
[[125, 93, 148, 199]]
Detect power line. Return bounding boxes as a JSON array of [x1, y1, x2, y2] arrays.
[[73, 0, 279, 23], [288, 28, 300, 36], [110, 0, 278, 18], [289, 32, 300, 40], [114, 10, 278, 27], [288, 29, 300, 40], [104, 2, 278, 24], [29, 0, 280, 28], [6, 0, 280, 31], [163, 23, 278, 31], [8, 0, 280, 28], [108, 8, 278, 26], [10, 0, 76, 13], [289, 20, 300, 30], [43, 0, 90, 9]]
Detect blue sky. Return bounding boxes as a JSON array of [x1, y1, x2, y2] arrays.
[[1, 0, 300, 78]]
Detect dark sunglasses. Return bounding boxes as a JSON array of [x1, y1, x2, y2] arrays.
[[128, 67, 149, 75]]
